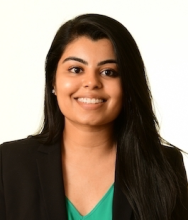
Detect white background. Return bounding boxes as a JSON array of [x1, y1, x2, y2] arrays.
[[0, 0, 188, 173]]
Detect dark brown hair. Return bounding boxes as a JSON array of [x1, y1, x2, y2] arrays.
[[34, 14, 184, 220]]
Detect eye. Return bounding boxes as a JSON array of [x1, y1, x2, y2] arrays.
[[69, 67, 83, 74], [101, 69, 119, 77]]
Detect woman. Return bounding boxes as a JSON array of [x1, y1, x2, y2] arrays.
[[0, 14, 187, 220]]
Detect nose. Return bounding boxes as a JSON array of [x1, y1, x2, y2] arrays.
[[82, 71, 102, 89]]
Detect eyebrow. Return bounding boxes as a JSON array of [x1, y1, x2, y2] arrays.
[[62, 56, 117, 66]]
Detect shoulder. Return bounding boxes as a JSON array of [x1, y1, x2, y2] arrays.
[[161, 145, 187, 178], [162, 144, 182, 157], [161, 145, 185, 170], [162, 145, 188, 217], [0, 138, 47, 182], [1, 136, 39, 147], [0, 137, 42, 162], [0, 137, 61, 164], [161, 145, 187, 195]]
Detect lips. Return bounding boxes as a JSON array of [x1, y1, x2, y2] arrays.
[[77, 97, 105, 104]]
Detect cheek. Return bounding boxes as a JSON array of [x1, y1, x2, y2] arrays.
[[107, 81, 123, 102], [114, 85, 123, 98], [115, 81, 123, 101], [111, 84, 123, 114], [56, 79, 71, 92], [54, 77, 80, 114], [62, 81, 72, 89], [55, 76, 77, 94]]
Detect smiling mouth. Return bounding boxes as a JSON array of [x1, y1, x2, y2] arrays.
[[76, 98, 106, 104]]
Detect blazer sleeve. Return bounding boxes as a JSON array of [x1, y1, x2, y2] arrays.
[[0, 144, 6, 220], [168, 147, 188, 219], [176, 151, 188, 217]]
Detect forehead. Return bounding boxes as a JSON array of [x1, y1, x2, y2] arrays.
[[59, 36, 116, 62]]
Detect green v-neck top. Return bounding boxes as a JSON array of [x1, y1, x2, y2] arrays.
[[65, 184, 114, 220]]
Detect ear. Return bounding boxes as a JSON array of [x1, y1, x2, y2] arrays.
[[52, 85, 56, 95], [52, 74, 57, 95]]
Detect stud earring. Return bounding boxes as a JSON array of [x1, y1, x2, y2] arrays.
[[52, 89, 55, 94]]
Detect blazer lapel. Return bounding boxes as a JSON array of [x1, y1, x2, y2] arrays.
[[113, 169, 133, 220], [37, 141, 67, 220]]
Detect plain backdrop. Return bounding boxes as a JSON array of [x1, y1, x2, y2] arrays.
[[0, 0, 187, 173]]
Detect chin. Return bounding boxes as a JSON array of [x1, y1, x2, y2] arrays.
[[77, 118, 114, 128]]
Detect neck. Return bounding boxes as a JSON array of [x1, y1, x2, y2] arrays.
[[62, 120, 116, 160]]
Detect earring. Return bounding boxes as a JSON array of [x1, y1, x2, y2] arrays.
[[52, 89, 55, 94]]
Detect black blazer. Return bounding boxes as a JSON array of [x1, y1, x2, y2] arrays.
[[0, 138, 188, 220]]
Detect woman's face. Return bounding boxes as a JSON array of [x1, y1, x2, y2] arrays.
[[54, 36, 122, 127]]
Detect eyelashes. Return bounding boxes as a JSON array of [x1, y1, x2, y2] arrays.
[[101, 69, 119, 77], [68, 67, 83, 74], [68, 67, 119, 77]]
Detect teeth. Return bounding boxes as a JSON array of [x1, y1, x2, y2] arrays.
[[77, 98, 104, 104]]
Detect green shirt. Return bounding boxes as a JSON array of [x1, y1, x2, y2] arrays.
[[66, 184, 114, 220]]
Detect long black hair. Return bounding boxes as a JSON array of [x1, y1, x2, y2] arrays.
[[34, 14, 185, 219]]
